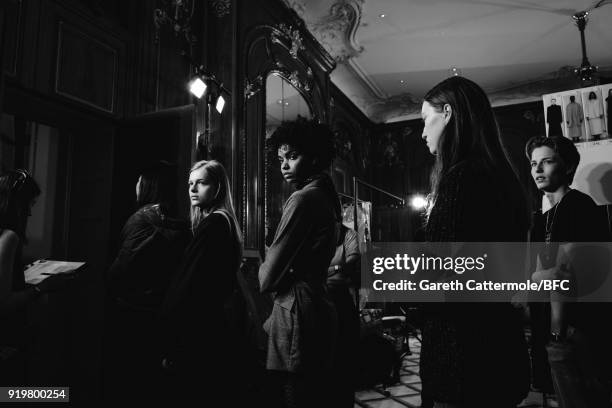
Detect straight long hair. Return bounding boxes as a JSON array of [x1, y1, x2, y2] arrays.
[[136, 161, 177, 214], [189, 160, 242, 251], [424, 77, 528, 227]]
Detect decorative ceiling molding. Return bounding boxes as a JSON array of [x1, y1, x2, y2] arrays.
[[345, 58, 387, 100], [283, 0, 364, 63], [486, 66, 601, 106], [377, 66, 612, 123], [311, 0, 364, 63], [365, 92, 420, 123], [283, 0, 612, 124]]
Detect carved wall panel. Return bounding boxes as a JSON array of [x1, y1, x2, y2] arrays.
[[55, 22, 118, 113]]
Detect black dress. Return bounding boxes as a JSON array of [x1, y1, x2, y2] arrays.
[[421, 161, 530, 406], [547, 104, 563, 137]]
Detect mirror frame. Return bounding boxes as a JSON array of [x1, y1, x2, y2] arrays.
[[240, 23, 334, 257]]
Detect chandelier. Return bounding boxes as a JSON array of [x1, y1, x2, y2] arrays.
[[572, 11, 598, 82]]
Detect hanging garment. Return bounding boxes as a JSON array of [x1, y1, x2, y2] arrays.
[[585, 98, 604, 136], [547, 104, 563, 137], [566, 102, 583, 139]]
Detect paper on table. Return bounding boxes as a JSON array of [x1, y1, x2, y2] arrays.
[[24, 259, 86, 285]]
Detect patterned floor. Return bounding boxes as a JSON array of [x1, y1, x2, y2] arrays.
[[354, 337, 558, 408]]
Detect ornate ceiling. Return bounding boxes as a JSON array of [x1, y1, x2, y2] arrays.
[[283, 0, 612, 123]]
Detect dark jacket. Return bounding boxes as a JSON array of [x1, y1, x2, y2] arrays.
[[422, 161, 530, 405], [531, 189, 611, 336], [107, 204, 189, 310], [162, 211, 243, 374], [259, 173, 341, 373]]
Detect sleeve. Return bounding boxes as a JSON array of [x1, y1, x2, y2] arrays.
[[344, 228, 360, 259], [163, 214, 229, 313], [259, 193, 313, 293], [106, 213, 157, 291]]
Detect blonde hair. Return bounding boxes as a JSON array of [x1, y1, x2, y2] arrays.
[[189, 160, 243, 250]]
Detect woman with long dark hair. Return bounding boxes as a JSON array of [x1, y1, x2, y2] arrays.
[[420, 76, 530, 407], [107, 161, 188, 308], [104, 161, 188, 402]]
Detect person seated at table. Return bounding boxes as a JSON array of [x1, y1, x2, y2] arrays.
[[0, 169, 67, 384]]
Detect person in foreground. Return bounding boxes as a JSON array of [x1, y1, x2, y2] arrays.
[[259, 118, 341, 408], [419, 76, 530, 407], [161, 160, 244, 404], [526, 135, 611, 408], [105, 161, 188, 402]]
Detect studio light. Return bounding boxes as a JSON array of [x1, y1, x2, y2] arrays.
[[189, 77, 207, 99], [410, 195, 428, 211], [215, 95, 226, 113]]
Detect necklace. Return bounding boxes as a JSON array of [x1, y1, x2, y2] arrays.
[[542, 189, 570, 266], [544, 189, 571, 243], [545, 205, 558, 243]]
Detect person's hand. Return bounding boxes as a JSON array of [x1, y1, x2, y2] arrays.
[[36, 273, 73, 293], [510, 291, 528, 309]]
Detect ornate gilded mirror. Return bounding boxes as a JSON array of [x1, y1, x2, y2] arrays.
[[241, 23, 334, 255], [264, 73, 312, 247]]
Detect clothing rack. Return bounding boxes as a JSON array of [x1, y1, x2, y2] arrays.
[[352, 177, 405, 232], [338, 192, 365, 203]]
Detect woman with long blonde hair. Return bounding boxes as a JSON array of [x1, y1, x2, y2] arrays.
[[162, 160, 244, 403]]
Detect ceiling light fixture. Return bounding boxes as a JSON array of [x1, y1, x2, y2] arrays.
[[379, 13, 386, 18], [572, 11, 598, 82], [449, 66, 461, 77]]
